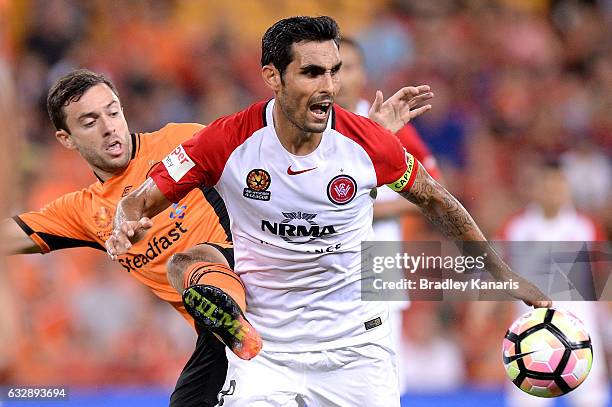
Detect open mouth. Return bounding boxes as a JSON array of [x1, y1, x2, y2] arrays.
[[309, 101, 332, 121], [106, 140, 123, 156]]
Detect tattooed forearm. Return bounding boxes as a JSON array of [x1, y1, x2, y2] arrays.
[[394, 162, 551, 306], [400, 165, 484, 241], [422, 196, 479, 239], [398, 164, 513, 280]]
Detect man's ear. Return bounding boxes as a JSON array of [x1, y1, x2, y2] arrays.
[[262, 64, 282, 92], [55, 129, 77, 150]]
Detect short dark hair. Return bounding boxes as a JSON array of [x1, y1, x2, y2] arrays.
[[47, 69, 119, 132], [261, 16, 340, 77]]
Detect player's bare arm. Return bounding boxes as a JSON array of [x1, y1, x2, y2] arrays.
[[105, 178, 171, 259], [399, 164, 552, 308], [368, 85, 433, 134], [1, 218, 41, 254]]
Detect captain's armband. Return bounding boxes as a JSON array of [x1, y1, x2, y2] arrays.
[[387, 153, 418, 192]]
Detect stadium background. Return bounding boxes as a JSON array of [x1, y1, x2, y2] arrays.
[[0, 0, 610, 406]]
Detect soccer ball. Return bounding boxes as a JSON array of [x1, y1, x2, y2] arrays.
[[502, 307, 593, 397]]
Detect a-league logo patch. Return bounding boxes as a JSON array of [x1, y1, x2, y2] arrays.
[[327, 175, 357, 205], [93, 206, 113, 229], [243, 169, 271, 201]]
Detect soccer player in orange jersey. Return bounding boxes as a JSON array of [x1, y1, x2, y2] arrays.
[[0, 69, 260, 407]]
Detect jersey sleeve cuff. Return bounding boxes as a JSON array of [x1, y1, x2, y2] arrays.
[[12, 215, 51, 253]]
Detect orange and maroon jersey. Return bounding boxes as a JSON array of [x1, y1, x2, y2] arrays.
[[14, 123, 231, 324]]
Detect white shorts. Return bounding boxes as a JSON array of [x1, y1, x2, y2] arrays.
[[217, 335, 399, 407]]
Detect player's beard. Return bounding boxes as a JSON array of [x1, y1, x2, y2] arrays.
[[278, 87, 329, 135], [78, 144, 131, 177]]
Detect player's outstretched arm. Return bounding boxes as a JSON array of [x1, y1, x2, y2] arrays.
[[1, 218, 41, 254], [398, 164, 552, 308], [106, 178, 171, 259], [368, 85, 433, 134]]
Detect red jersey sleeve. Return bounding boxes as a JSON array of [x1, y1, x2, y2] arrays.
[[396, 124, 441, 180], [334, 106, 420, 192], [14, 190, 103, 253], [150, 102, 266, 203]]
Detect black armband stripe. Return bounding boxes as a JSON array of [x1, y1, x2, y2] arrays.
[[36, 232, 106, 252], [12, 216, 104, 252]]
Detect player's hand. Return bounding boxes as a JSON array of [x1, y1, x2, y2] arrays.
[[368, 85, 433, 133], [508, 274, 553, 308], [105, 217, 153, 260]]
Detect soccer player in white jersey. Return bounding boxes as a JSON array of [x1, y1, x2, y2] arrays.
[[106, 16, 551, 406]]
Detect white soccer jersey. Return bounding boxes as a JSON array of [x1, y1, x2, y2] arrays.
[[151, 100, 418, 351]]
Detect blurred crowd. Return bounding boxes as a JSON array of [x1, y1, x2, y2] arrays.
[[0, 0, 610, 394]]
